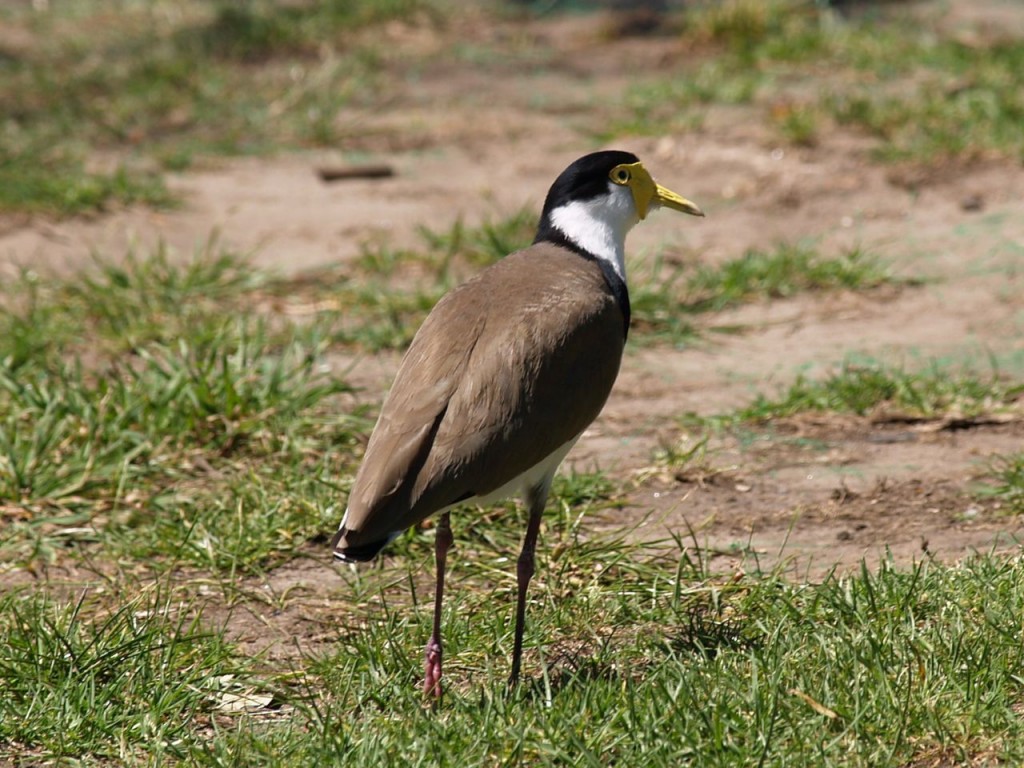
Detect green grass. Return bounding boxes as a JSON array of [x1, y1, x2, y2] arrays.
[[0, 245, 359, 571], [336, 237, 898, 351], [730, 362, 1023, 423], [0, 323, 343, 496], [0, 230, 911, 570], [187, 0, 436, 61], [683, 358, 1024, 540], [0, 248, 357, 571], [293, 553, 1024, 766], [826, 39, 1024, 164], [103, 462, 345, 575], [1, 243, 270, 366], [0, 213, 547, 567], [4, 3, 1024, 763], [291, 211, 537, 351], [8, 480, 1024, 768], [356, 209, 536, 278], [2, 244, 1024, 765], [288, 235, 897, 353], [677, 361, 1024, 487], [630, 243, 897, 345], [612, 0, 1024, 164], [66, 245, 269, 349], [11, 544, 1024, 765], [8, 0, 1021, 215], [0, 225, 610, 569], [685, 244, 895, 311], [0, 148, 174, 215], [417, 207, 538, 268], [977, 453, 1024, 516], [0, 588, 253, 764], [0, 0, 435, 214]]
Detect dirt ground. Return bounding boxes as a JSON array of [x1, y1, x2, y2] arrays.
[[3, 3, 1024, 589]]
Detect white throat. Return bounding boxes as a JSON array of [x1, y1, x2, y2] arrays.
[[548, 182, 638, 283]]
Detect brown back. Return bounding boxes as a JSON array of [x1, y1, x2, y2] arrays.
[[338, 243, 626, 549]]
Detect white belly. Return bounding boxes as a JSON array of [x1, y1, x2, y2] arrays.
[[467, 433, 581, 508], [335, 432, 581, 542]]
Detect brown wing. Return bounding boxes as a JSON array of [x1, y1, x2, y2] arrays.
[[335, 243, 625, 554]]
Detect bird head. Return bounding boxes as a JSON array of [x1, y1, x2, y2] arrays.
[[534, 150, 703, 278]]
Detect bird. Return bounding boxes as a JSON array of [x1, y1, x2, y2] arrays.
[[331, 150, 703, 699]]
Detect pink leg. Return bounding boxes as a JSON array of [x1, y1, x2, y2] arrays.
[[509, 485, 548, 686], [423, 512, 453, 699]]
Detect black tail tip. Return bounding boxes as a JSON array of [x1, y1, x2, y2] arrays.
[[331, 528, 390, 563]]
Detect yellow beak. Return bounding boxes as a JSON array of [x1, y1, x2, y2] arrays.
[[623, 162, 704, 220], [652, 183, 705, 218]]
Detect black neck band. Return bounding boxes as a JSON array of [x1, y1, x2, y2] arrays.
[[534, 230, 630, 339]]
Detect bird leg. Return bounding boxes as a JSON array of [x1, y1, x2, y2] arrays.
[[509, 482, 549, 686], [424, 511, 453, 700]]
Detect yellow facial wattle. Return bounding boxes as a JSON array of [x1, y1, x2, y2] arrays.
[[608, 161, 704, 220]]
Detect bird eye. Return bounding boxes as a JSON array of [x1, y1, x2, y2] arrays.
[[610, 167, 631, 185]]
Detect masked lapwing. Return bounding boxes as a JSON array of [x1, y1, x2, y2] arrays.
[[332, 150, 703, 698]]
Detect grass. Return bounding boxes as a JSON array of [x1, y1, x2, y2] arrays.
[[9, 540, 1024, 764], [319, 236, 899, 351], [977, 454, 1024, 516], [7, 0, 1023, 214], [0, 588, 250, 763], [728, 362, 1024, 423], [2, 245, 1023, 764], [630, 243, 897, 345], [1, 243, 268, 366], [612, 0, 1024, 164], [675, 358, 1023, 449], [0, 249, 359, 571], [0, 324, 343, 500], [0, 149, 174, 215], [319, 209, 537, 350], [4, 1, 1024, 763], [292, 552, 1024, 766], [417, 207, 538, 268], [0, 230, 627, 568], [684, 244, 895, 310], [689, 359, 1024, 524], [0, 0, 435, 213], [190, 0, 437, 61], [826, 39, 1024, 164], [0, 228, 931, 571], [0, 245, 358, 571]]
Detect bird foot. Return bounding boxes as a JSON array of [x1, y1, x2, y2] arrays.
[[423, 637, 443, 699]]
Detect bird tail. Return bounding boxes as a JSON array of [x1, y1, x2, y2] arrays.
[[330, 526, 394, 563]]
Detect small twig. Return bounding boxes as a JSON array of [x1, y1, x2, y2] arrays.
[[316, 164, 395, 182]]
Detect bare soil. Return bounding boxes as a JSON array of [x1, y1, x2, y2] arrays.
[[3, 3, 1024, 591]]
